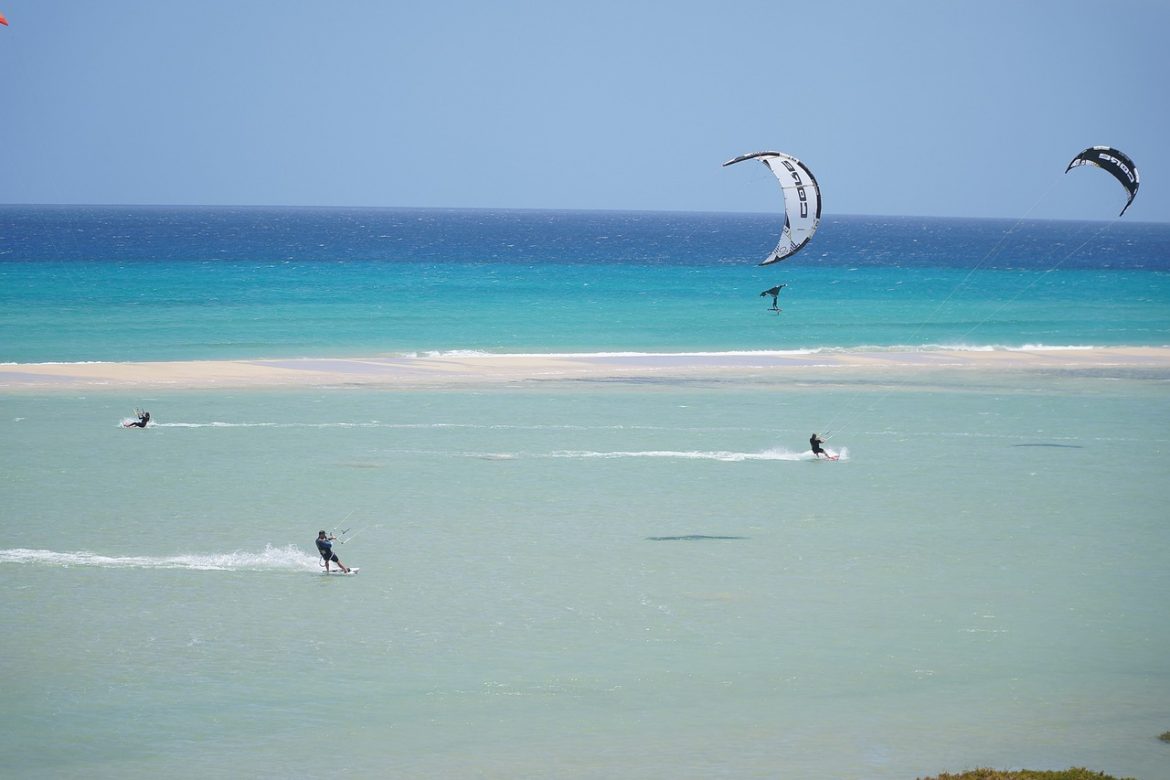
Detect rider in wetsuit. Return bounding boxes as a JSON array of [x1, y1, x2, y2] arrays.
[[316, 531, 350, 573], [125, 409, 150, 428], [810, 433, 836, 460], [760, 284, 786, 310]]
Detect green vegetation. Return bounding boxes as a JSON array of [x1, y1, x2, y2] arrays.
[[920, 730, 1167, 777], [918, 770, 1134, 780]]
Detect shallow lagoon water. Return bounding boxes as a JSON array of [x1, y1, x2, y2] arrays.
[[3, 366, 1168, 778]]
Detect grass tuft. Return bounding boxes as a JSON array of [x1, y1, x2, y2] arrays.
[[917, 769, 1135, 780]]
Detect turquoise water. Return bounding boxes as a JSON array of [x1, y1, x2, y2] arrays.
[[2, 207, 1169, 778], [2, 207, 1169, 362], [2, 376, 1168, 778]]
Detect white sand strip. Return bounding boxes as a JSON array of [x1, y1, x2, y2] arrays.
[[2, 347, 1168, 391]]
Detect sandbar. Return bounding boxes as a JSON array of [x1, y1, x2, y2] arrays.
[[2, 347, 1169, 392]]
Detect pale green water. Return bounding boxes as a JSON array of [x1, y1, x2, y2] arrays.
[[2, 370, 1169, 778]]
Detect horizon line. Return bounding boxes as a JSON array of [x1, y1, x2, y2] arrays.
[[0, 202, 1162, 226]]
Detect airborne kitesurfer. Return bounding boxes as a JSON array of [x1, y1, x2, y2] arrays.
[[760, 284, 786, 310]]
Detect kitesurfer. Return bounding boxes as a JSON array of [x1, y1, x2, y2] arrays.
[[123, 409, 150, 428], [316, 530, 350, 573], [760, 284, 786, 310], [810, 433, 837, 460]]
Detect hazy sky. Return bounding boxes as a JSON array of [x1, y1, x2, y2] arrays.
[[1, 0, 1166, 220]]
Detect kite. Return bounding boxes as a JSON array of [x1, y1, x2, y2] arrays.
[[1065, 146, 1140, 217], [723, 151, 822, 265]]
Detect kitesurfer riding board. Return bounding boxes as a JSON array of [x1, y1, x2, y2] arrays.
[[315, 530, 351, 573], [122, 409, 150, 428], [810, 433, 839, 461], [760, 284, 786, 311]]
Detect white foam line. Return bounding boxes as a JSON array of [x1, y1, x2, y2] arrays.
[[157, 421, 407, 429], [379, 446, 851, 462], [0, 544, 320, 572], [401, 345, 1113, 359], [546, 448, 819, 462], [152, 422, 717, 432]]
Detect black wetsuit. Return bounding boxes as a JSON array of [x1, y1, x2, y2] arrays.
[[810, 435, 827, 456], [128, 413, 150, 428], [760, 284, 785, 309], [316, 537, 339, 563]]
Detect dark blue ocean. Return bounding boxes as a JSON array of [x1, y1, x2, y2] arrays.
[[2, 205, 1168, 363]]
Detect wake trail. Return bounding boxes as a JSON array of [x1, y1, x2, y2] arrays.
[[378, 447, 850, 462], [147, 421, 719, 431], [0, 544, 321, 572], [544, 447, 849, 462]]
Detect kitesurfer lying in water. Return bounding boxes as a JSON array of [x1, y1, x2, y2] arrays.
[[760, 284, 786, 310], [123, 409, 150, 428], [316, 531, 351, 573], [810, 433, 838, 460]]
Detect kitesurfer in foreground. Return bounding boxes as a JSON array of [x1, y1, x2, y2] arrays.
[[810, 433, 838, 461], [316, 530, 351, 573], [123, 409, 150, 428], [760, 284, 786, 310]]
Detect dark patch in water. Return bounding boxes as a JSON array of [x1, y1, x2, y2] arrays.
[[646, 535, 747, 541], [1011, 443, 1084, 449]]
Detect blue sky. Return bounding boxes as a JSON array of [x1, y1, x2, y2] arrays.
[[1, 0, 1166, 220]]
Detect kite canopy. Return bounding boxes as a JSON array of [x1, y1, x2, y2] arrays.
[[1065, 146, 1140, 217], [0, 12, 8, 26], [723, 151, 822, 265]]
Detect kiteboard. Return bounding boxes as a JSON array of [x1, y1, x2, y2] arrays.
[[322, 567, 359, 575]]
